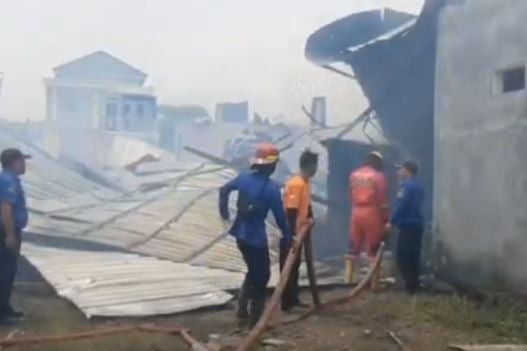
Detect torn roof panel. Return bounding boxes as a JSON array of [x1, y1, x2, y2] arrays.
[[305, 8, 417, 64], [25, 163, 283, 275], [22, 243, 240, 318], [22, 242, 343, 318], [347, 18, 417, 53]]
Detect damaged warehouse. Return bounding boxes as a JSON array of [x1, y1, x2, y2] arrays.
[[0, 0, 527, 350]]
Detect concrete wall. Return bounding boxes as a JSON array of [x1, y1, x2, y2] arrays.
[[434, 0, 527, 292], [53, 86, 99, 129]]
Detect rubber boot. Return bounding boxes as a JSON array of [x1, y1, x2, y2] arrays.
[[236, 281, 249, 328], [249, 297, 266, 329], [345, 255, 359, 285]]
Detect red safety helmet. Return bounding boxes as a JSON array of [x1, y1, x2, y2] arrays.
[[250, 143, 280, 165]]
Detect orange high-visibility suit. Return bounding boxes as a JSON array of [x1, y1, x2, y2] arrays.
[[349, 165, 390, 257]]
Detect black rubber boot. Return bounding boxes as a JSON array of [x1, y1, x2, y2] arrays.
[[249, 297, 266, 329]]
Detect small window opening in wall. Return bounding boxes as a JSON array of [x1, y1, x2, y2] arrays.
[[500, 66, 526, 93]]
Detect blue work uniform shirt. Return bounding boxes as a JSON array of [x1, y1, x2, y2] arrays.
[[219, 171, 289, 248], [0, 170, 28, 234], [391, 178, 424, 231]]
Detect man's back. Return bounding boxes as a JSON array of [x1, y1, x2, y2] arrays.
[[349, 166, 387, 208], [283, 175, 311, 227], [393, 178, 424, 229], [219, 171, 287, 248]]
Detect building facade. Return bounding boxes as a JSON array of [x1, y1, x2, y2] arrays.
[[44, 51, 158, 169], [434, 0, 527, 292], [45, 51, 157, 133]]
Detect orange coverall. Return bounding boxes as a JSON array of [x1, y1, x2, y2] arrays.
[[349, 165, 390, 257]]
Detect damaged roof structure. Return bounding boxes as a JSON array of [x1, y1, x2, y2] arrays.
[[300, 7, 433, 257], [0, 125, 341, 317], [306, 0, 527, 295], [305, 3, 444, 223]]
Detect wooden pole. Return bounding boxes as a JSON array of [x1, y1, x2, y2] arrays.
[[303, 231, 321, 307], [235, 222, 314, 351]]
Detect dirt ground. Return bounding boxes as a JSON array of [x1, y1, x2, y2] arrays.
[[2, 284, 527, 351]]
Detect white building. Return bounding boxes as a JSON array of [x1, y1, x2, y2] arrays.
[[43, 51, 158, 168], [434, 0, 527, 292]]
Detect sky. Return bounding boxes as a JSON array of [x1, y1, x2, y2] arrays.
[[0, 0, 423, 122]]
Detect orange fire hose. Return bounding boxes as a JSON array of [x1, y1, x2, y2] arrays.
[[2, 235, 384, 351], [0, 324, 204, 349], [235, 221, 314, 351], [283, 242, 385, 325]]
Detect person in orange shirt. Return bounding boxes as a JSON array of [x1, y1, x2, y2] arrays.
[[347, 151, 390, 288], [280, 149, 318, 311]]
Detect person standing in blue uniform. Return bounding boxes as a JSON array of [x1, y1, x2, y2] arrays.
[[386, 161, 425, 294], [219, 144, 290, 328], [0, 148, 31, 324]]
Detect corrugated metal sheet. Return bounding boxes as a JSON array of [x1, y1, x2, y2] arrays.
[[0, 128, 343, 317], [347, 18, 417, 53], [0, 129, 120, 214], [22, 243, 241, 317], [26, 166, 284, 274]]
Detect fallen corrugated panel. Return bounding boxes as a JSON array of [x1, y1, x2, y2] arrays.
[[25, 165, 341, 288], [25, 168, 285, 275], [22, 243, 243, 318]]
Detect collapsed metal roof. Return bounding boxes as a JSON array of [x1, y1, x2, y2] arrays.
[[0, 128, 340, 316], [27, 166, 282, 273]]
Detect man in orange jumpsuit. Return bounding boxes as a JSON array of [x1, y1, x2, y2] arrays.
[[347, 151, 390, 288]]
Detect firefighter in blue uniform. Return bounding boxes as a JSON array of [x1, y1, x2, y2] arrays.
[[386, 161, 425, 294], [0, 148, 31, 324], [219, 144, 290, 328]]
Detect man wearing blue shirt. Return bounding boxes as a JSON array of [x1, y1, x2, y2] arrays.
[[219, 144, 289, 328], [0, 148, 31, 324], [386, 161, 424, 294]]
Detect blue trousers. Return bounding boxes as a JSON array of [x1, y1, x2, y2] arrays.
[[396, 226, 423, 293], [0, 237, 18, 315], [237, 240, 270, 300]]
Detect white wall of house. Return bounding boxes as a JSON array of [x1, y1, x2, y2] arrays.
[[434, 0, 527, 291]]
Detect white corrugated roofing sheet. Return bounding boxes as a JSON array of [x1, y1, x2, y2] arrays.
[[22, 243, 242, 318], [25, 166, 283, 274]]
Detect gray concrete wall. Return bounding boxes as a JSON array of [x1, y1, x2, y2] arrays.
[[434, 0, 527, 292]]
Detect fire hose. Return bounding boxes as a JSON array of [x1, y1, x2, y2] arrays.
[[235, 222, 385, 351], [0, 324, 204, 350], [235, 221, 314, 351], [0, 228, 384, 351], [283, 242, 385, 325]]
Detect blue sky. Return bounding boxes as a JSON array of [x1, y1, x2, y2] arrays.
[[0, 0, 423, 121]]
